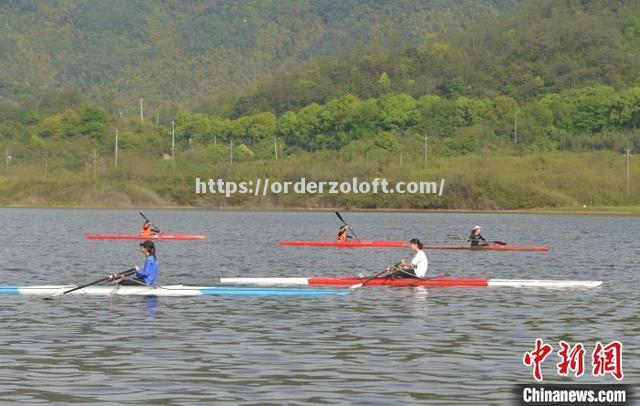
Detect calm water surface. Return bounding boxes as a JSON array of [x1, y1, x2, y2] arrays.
[[0, 209, 637, 404]]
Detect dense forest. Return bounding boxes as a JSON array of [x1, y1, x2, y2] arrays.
[[0, 0, 638, 210], [0, 0, 519, 109], [216, 0, 640, 115]]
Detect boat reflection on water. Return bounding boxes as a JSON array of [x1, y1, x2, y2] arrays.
[[106, 293, 159, 318], [143, 295, 159, 318]]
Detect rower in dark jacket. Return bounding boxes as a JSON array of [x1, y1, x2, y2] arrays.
[[468, 225, 488, 247]]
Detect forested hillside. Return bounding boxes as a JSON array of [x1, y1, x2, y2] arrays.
[[0, 0, 518, 109], [0, 0, 638, 210], [219, 0, 640, 115]]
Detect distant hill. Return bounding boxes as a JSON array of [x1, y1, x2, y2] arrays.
[[0, 0, 519, 111], [222, 0, 640, 115]]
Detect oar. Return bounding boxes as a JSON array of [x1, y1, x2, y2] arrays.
[[348, 268, 390, 290], [334, 211, 359, 239], [448, 235, 507, 245], [43, 268, 137, 300], [349, 264, 450, 290]]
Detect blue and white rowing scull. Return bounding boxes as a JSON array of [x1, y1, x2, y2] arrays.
[[0, 285, 348, 297]]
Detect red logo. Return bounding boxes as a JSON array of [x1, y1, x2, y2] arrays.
[[523, 338, 553, 381], [592, 341, 624, 380], [557, 340, 586, 377], [524, 340, 623, 381]]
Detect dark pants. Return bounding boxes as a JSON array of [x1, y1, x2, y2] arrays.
[[389, 268, 416, 279], [118, 278, 147, 286]]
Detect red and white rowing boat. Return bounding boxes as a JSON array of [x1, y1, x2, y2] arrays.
[[219, 277, 601, 289], [279, 240, 407, 248], [85, 234, 206, 241]]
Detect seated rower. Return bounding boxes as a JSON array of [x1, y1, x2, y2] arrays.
[[336, 225, 355, 241], [468, 225, 488, 247], [386, 238, 428, 278], [467, 226, 489, 247], [109, 240, 159, 286], [141, 219, 160, 237]]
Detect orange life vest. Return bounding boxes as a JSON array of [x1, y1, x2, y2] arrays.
[[336, 229, 347, 241], [141, 223, 152, 236]]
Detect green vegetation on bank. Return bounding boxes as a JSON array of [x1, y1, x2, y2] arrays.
[[0, 0, 639, 210], [0, 85, 638, 209], [0, 146, 637, 210]]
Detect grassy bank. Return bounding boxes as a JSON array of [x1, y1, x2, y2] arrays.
[[1, 148, 637, 212]]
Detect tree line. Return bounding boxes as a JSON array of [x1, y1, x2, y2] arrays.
[[176, 86, 640, 156]]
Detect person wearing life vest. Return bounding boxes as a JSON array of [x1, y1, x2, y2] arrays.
[[141, 219, 160, 237], [386, 238, 428, 278], [336, 225, 354, 241], [468, 225, 488, 247]]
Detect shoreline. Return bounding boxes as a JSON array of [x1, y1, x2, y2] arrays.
[[1, 203, 639, 216]]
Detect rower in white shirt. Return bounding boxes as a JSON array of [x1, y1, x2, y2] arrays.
[[387, 238, 428, 278]]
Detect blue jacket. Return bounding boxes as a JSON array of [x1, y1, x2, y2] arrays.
[[136, 255, 158, 285]]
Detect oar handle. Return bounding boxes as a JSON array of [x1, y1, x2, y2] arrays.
[[351, 267, 393, 289], [62, 268, 137, 295]]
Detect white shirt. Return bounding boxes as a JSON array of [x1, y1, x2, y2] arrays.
[[411, 250, 428, 277]]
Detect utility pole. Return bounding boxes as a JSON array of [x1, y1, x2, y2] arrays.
[[5, 147, 9, 170], [171, 120, 176, 164], [139, 98, 144, 125], [514, 109, 519, 144], [625, 146, 632, 196], [424, 132, 428, 168], [155, 111, 159, 127], [115, 129, 119, 168], [274, 137, 278, 160], [44, 154, 48, 177]]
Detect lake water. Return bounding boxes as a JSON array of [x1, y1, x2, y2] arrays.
[[0, 209, 637, 404]]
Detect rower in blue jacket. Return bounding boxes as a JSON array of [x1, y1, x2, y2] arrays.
[[109, 240, 158, 286]]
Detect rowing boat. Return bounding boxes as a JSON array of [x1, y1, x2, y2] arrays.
[[0, 285, 346, 297], [85, 234, 206, 241], [423, 244, 549, 252], [279, 240, 408, 248], [219, 277, 602, 289], [279, 241, 549, 252]]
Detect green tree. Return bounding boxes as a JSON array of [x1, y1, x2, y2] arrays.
[[80, 106, 108, 139], [231, 112, 276, 145], [37, 109, 81, 138], [417, 95, 464, 137], [378, 93, 417, 130], [378, 72, 391, 88], [175, 111, 211, 144]]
